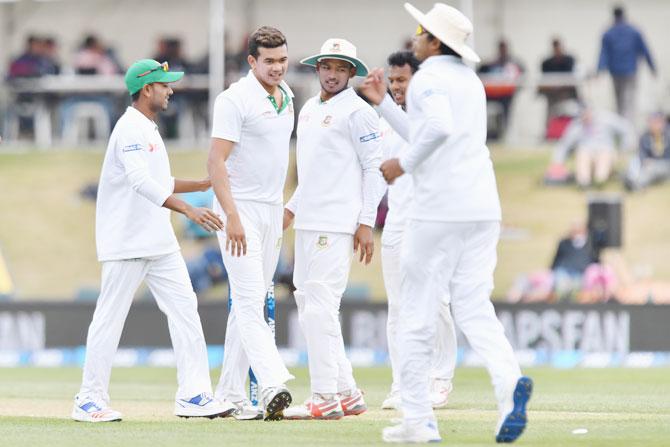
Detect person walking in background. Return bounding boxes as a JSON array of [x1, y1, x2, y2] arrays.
[[208, 26, 295, 421], [361, 50, 457, 412], [363, 3, 532, 443], [282, 38, 384, 420], [72, 59, 235, 422], [597, 6, 656, 124]]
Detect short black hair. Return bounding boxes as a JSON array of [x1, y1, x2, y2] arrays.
[[427, 33, 461, 58], [387, 51, 420, 73], [614, 6, 624, 20], [248, 26, 287, 59], [131, 91, 141, 102]]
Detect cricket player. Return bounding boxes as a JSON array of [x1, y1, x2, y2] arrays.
[[367, 50, 457, 412], [208, 26, 294, 421], [363, 3, 533, 443], [282, 38, 385, 420], [72, 59, 235, 422]]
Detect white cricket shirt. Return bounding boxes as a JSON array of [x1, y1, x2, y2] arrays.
[[96, 106, 178, 262], [382, 55, 501, 222], [286, 87, 384, 235], [379, 115, 414, 245], [211, 69, 295, 205]]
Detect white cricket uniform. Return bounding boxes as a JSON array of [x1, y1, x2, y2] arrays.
[[286, 87, 384, 394], [378, 115, 456, 397], [211, 70, 295, 401], [378, 55, 522, 424], [78, 106, 212, 404]]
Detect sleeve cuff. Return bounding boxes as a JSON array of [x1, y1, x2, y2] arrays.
[[398, 156, 414, 174], [358, 216, 375, 228]]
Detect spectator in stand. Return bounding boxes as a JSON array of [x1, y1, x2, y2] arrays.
[[73, 35, 122, 75], [478, 39, 524, 139], [597, 6, 656, 124], [43, 37, 61, 75], [539, 38, 578, 134], [8, 35, 58, 78], [153, 38, 192, 72], [548, 104, 635, 188], [624, 112, 670, 191]]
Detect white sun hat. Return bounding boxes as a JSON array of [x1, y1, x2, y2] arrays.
[[404, 2, 481, 63], [300, 38, 370, 77]]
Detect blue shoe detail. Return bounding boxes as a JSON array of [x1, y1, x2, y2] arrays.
[[181, 393, 212, 407], [496, 376, 533, 443], [79, 401, 101, 413]]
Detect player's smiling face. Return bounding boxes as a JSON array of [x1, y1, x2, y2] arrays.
[[249, 45, 289, 90], [148, 82, 173, 112], [388, 64, 413, 107], [316, 58, 356, 100]]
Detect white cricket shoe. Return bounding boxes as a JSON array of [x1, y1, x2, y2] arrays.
[[381, 391, 401, 410], [174, 392, 236, 419], [261, 385, 292, 421], [430, 378, 453, 409], [382, 419, 442, 443], [232, 399, 263, 421], [71, 395, 122, 422], [284, 394, 344, 420]]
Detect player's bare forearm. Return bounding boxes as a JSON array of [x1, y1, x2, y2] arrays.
[[173, 178, 210, 193], [207, 138, 239, 218]]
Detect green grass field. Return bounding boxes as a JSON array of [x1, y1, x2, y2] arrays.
[[0, 366, 668, 446]]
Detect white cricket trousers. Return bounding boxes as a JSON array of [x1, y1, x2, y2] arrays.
[[78, 251, 212, 403], [293, 230, 357, 395], [381, 232, 456, 396], [214, 200, 293, 402], [398, 221, 521, 423]]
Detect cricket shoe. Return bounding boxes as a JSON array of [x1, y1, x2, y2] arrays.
[[495, 376, 533, 443], [339, 388, 367, 416], [232, 399, 263, 421], [430, 378, 453, 409], [261, 385, 292, 421], [381, 391, 401, 410], [284, 394, 344, 420], [382, 419, 442, 443], [174, 392, 236, 419], [71, 396, 122, 422]]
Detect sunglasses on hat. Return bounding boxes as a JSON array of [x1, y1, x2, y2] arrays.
[[136, 61, 169, 78]]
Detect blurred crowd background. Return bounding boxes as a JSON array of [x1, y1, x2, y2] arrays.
[[0, 0, 669, 307]]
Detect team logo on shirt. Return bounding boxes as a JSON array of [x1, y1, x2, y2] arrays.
[[317, 235, 328, 248], [122, 143, 143, 152], [148, 143, 159, 152], [359, 132, 380, 143], [321, 115, 333, 127]]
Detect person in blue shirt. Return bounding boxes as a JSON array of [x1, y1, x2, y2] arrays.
[[597, 6, 656, 123]]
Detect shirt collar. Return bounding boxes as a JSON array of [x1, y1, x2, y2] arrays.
[[245, 69, 294, 99], [319, 86, 355, 106], [420, 55, 464, 69], [127, 106, 158, 130]]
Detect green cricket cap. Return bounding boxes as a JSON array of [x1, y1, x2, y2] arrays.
[[124, 59, 184, 95]]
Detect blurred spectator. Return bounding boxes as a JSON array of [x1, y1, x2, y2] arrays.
[[624, 112, 670, 191], [478, 39, 525, 139], [73, 34, 122, 75], [153, 37, 192, 72], [597, 6, 656, 123], [547, 104, 635, 188], [539, 38, 578, 137], [507, 222, 616, 303], [43, 37, 61, 75], [8, 35, 58, 78]]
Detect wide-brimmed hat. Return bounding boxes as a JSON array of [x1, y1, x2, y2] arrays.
[[125, 59, 184, 95], [404, 2, 480, 63], [300, 38, 369, 77]]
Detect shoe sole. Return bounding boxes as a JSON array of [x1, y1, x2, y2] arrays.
[[495, 376, 533, 443], [264, 391, 292, 421], [176, 408, 236, 419]]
